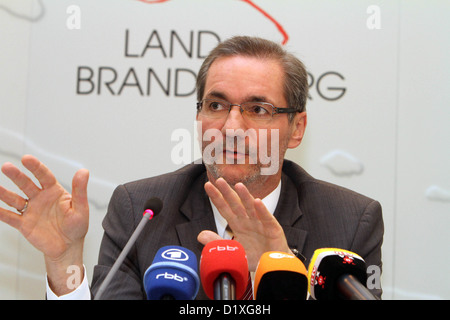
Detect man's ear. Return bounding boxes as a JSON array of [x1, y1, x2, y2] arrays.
[[287, 112, 307, 149]]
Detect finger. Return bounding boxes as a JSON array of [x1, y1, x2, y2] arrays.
[[253, 199, 289, 251], [21, 155, 57, 189], [204, 181, 235, 221], [1, 162, 40, 198], [253, 198, 275, 223], [0, 206, 22, 230], [197, 230, 223, 246], [0, 185, 28, 212], [71, 169, 89, 214], [214, 178, 247, 217], [234, 183, 257, 219]]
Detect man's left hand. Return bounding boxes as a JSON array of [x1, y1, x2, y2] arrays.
[[197, 177, 291, 271]]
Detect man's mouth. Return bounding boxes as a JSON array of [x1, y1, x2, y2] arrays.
[[224, 149, 247, 162], [224, 149, 245, 155]]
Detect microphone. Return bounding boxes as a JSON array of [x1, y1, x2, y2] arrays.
[[200, 240, 248, 300], [254, 251, 308, 300], [307, 248, 378, 300], [94, 197, 163, 300], [143, 246, 200, 300]]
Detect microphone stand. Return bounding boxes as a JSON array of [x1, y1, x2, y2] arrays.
[[214, 273, 236, 300], [337, 274, 379, 300], [94, 211, 153, 300]]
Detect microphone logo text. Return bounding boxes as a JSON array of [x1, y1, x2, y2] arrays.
[[268, 252, 295, 259], [161, 248, 189, 261], [208, 245, 239, 253], [155, 272, 188, 282]]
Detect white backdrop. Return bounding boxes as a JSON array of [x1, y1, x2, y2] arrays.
[[0, 0, 449, 299]]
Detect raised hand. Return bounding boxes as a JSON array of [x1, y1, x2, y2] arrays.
[[0, 155, 89, 294], [198, 177, 291, 271]]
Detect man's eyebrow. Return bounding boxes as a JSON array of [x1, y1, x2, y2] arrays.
[[246, 95, 270, 103], [205, 91, 228, 101], [205, 92, 271, 104]]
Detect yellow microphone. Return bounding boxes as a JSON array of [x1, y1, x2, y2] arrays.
[[307, 248, 378, 300]]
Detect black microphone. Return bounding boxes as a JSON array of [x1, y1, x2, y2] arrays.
[[307, 248, 378, 300], [94, 197, 163, 300]]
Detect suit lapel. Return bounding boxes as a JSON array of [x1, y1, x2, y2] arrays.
[[275, 172, 308, 257], [176, 171, 217, 257]]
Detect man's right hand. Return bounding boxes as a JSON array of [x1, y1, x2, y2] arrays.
[[0, 154, 89, 296]]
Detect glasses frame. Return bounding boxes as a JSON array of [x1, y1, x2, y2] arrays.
[[196, 98, 299, 121]]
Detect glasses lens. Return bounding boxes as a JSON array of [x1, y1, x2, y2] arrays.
[[241, 102, 273, 121], [198, 99, 275, 122], [199, 99, 229, 118]]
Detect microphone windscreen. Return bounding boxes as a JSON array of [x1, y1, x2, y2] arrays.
[[200, 240, 248, 300], [307, 248, 367, 300], [144, 246, 199, 300], [143, 197, 163, 216], [254, 251, 308, 300]]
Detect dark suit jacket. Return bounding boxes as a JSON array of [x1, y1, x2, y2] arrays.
[[90, 160, 384, 299]]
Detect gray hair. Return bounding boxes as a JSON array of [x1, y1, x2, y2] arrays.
[[196, 36, 309, 119]]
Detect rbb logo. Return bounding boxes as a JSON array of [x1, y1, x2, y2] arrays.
[[208, 245, 239, 253], [155, 272, 188, 282]]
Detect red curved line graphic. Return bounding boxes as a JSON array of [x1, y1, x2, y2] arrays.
[[136, 0, 289, 45], [240, 0, 289, 45]]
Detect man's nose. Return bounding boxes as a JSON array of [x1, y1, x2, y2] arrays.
[[221, 105, 247, 132]]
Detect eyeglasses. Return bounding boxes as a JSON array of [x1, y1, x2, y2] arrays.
[[196, 98, 299, 122]]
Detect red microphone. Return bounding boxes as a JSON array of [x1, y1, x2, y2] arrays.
[[200, 240, 248, 300]]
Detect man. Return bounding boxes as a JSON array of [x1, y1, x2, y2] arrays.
[[0, 36, 383, 299]]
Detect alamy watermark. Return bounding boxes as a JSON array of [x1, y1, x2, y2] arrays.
[[366, 5, 381, 30], [66, 5, 81, 30], [366, 264, 382, 290], [66, 265, 82, 290]]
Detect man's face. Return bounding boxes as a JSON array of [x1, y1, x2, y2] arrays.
[[197, 55, 306, 190]]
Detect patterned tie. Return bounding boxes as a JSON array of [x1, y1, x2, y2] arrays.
[[226, 225, 253, 300], [240, 274, 254, 300]]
